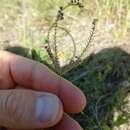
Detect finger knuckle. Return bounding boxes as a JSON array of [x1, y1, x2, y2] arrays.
[[4, 91, 23, 121]]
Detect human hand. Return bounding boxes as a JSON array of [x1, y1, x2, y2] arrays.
[[0, 51, 86, 130]]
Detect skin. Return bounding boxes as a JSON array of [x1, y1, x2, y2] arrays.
[[0, 51, 86, 130]]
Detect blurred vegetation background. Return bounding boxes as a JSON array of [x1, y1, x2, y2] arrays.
[[33, 0, 130, 39], [0, 0, 130, 48]]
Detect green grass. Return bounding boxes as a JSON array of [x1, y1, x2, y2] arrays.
[[65, 48, 130, 130]]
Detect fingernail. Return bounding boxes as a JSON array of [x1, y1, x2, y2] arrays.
[[35, 94, 60, 123]]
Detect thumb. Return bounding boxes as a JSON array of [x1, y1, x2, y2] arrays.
[[0, 89, 63, 129]]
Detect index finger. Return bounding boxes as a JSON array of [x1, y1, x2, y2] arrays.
[[0, 51, 86, 113]]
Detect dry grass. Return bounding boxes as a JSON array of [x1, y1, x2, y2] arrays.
[[0, 0, 130, 49]]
